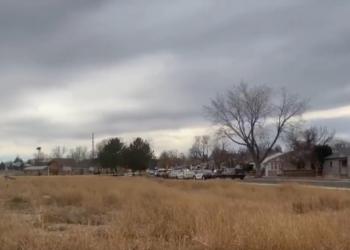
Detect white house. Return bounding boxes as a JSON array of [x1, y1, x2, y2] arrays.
[[262, 152, 314, 177], [323, 148, 350, 178], [262, 153, 285, 177]]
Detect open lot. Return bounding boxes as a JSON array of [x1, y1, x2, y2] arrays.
[[1, 177, 350, 250]]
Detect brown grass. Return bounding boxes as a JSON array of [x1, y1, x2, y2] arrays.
[[0, 176, 350, 250]]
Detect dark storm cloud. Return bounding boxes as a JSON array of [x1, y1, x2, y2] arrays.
[[1, 0, 350, 143]]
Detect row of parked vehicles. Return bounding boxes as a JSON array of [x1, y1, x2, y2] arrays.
[[148, 168, 245, 180]]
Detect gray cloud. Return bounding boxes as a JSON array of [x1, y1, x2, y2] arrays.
[[307, 117, 350, 141], [1, 107, 204, 142], [1, 0, 350, 157]]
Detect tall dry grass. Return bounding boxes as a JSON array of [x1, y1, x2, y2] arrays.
[[0, 176, 350, 249]]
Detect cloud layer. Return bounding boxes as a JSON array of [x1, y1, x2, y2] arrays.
[[1, 0, 350, 160]]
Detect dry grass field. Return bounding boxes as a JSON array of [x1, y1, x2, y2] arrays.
[[1, 176, 350, 250]]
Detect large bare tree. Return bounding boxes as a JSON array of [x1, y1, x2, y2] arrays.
[[50, 146, 67, 158], [204, 82, 307, 177]]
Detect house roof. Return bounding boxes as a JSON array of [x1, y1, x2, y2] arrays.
[[246, 150, 282, 163], [24, 166, 47, 171], [262, 152, 285, 164], [324, 148, 350, 159]]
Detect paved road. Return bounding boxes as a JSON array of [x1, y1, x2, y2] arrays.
[[242, 178, 350, 189]]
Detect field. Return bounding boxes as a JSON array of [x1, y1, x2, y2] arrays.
[[1, 177, 350, 250]]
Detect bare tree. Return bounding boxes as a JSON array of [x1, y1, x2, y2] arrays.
[[211, 138, 230, 168], [329, 139, 350, 152], [189, 135, 211, 163], [225, 148, 248, 169], [178, 153, 188, 165], [68, 146, 88, 162], [32, 151, 49, 165], [204, 81, 307, 177], [284, 126, 335, 172], [284, 126, 334, 149], [303, 126, 335, 146], [50, 146, 67, 158], [158, 150, 182, 168]]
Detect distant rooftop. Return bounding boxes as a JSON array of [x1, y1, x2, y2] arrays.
[[24, 166, 48, 171]]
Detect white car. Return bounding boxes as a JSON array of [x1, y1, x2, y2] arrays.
[[194, 170, 213, 180], [177, 169, 195, 179], [168, 170, 180, 179], [155, 169, 167, 177]]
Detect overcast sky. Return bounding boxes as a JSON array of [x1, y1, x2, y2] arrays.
[[1, 0, 350, 161]]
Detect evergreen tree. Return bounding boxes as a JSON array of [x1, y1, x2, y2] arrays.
[[97, 138, 125, 169], [123, 138, 154, 172]]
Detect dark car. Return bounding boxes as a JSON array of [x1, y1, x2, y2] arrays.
[[208, 168, 245, 180], [224, 168, 245, 179]]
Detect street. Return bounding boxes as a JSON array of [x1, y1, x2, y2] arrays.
[[242, 178, 350, 189]]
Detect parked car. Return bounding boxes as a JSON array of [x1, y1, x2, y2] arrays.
[[162, 170, 171, 178], [168, 170, 180, 179], [133, 170, 140, 176], [155, 169, 167, 177], [194, 170, 213, 180], [215, 168, 246, 180], [220, 168, 245, 179], [177, 169, 196, 179]]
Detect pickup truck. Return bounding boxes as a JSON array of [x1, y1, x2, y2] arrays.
[[204, 169, 245, 180]]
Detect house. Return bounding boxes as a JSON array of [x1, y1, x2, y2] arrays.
[[262, 153, 285, 177], [323, 148, 350, 178], [246, 150, 283, 171], [12, 162, 31, 170], [262, 152, 312, 177], [47, 158, 77, 175]]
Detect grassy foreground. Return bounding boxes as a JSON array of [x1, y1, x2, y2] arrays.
[[0, 176, 350, 250]]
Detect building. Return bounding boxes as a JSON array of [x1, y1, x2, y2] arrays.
[[262, 153, 285, 177], [47, 158, 77, 175], [323, 148, 350, 178], [23, 166, 48, 175], [262, 152, 313, 177], [47, 158, 100, 175]]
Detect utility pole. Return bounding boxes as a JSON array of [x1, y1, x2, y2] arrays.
[[36, 147, 41, 165], [92, 133, 95, 159]]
